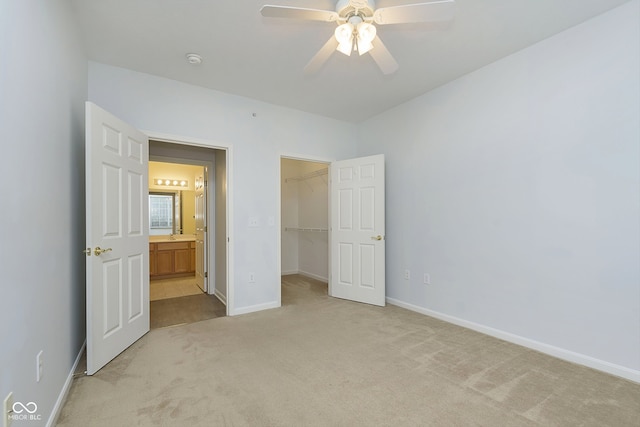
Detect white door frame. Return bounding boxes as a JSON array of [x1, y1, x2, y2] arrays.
[[277, 153, 333, 307], [146, 131, 233, 316]]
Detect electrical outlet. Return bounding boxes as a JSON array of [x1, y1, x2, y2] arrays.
[[404, 270, 410, 280], [423, 273, 431, 285], [248, 273, 255, 283], [3, 392, 13, 427], [36, 350, 43, 382]]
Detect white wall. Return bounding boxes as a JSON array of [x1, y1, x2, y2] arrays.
[[0, 0, 87, 424], [357, 1, 640, 381], [281, 159, 301, 274], [297, 161, 329, 281], [89, 63, 357, 314]]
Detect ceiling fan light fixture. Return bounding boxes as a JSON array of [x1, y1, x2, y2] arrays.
[[335, 23, 354, 56], [260, 0, 457, 75], [356, 22, 376, 55]]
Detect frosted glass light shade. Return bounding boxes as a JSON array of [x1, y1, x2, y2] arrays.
[[357, 23, 376, 55], [335, 23, 354, 56]]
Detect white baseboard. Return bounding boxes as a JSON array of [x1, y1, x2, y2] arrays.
[[281, 270, 328, 283], [213, 288, 227, 305], [46, 340, 86, 427], [386, 297, 640, 384], [298, 270, 328, 283], [231, 300, 280, 316]]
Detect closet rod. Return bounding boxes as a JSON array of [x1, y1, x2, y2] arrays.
[[284, 227, 328, 232], [285, 168, 328, 183]]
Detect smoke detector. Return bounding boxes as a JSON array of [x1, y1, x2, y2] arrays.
[[186, 53, 202, 65]]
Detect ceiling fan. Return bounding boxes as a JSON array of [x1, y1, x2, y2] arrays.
[[260, 0, 456, 75]]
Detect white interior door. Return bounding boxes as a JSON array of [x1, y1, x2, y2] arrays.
[[173, 191, 181, 234], [195, 172, 208, 292], [85, 102, 149, 375], [330, 154, 385, 306]]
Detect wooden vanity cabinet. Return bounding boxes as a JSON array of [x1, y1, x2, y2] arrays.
[[173, 243, 191, 274], [149, 240, 196, 279]]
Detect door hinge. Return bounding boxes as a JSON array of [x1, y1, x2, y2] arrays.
[[204, 272, 208, 278], [204, 226, 208, 232]]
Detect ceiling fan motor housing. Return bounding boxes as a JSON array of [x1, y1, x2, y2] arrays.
[[336, 0, 375, 18]]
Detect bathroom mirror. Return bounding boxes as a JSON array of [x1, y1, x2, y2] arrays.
[[148, 160, 201, 236], [149, 191, 196, 236]]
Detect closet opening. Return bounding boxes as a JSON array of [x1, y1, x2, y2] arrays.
[[280, 157, 330, 305]]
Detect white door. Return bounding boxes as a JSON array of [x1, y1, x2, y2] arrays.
[[85, 102, 149, 375], [174, 191, 182, 234], [195, 172, 208, 292], [330, 154, 385, 306]]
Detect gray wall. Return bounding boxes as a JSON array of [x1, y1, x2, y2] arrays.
[[357, 1, 639, 380], [0, 0, 88, 424]]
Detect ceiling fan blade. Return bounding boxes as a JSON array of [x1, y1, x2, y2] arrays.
[[304, 36, 339, 75], [260, 5, 339, 22], [369, 36, 399, 75], [373, 0, 456, 25]]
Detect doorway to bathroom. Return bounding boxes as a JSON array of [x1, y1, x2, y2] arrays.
[[148, 140, 228, 328]]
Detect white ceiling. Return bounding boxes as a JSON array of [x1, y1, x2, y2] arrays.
[[70, 0, 630, 123]]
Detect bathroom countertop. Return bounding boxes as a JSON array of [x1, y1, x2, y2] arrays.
[[149, 236, 196, 243]]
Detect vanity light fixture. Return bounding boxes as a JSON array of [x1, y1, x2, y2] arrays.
[[155, 178, 188, 187]]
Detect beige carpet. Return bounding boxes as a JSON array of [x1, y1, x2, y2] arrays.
[[57, 275, 640, 426]]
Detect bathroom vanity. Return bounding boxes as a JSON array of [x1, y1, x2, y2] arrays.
[[149, 236, 196, 279]]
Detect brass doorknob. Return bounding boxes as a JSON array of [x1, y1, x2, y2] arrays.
[[94, 246, 112, 256], [371, 235, 384, 241]]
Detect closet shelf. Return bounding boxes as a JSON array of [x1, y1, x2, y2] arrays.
[[285, 227, 328, 232], [285, 168, 328, 183]]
